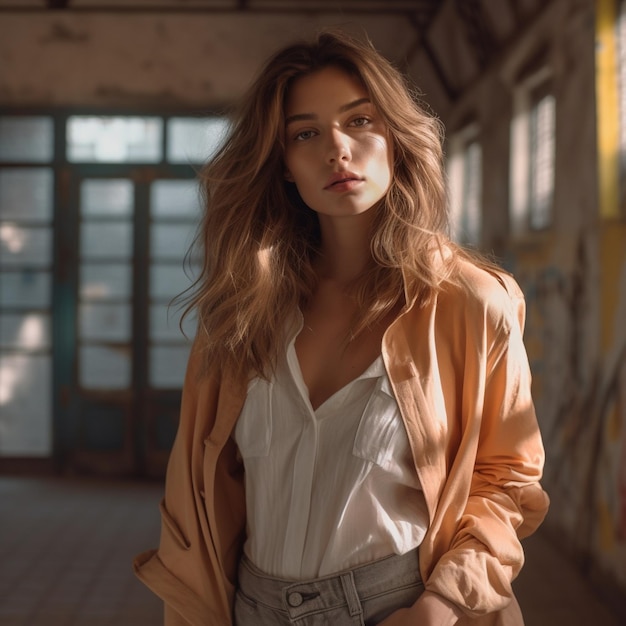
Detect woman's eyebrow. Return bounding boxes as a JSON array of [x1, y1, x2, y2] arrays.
[[285, 98, 372, 126]]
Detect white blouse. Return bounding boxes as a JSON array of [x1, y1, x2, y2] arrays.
[[233, 318, 428, 580]]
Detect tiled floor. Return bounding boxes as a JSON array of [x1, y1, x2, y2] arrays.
[[0, 476, 622, 626], [0, 477, 162, 626]]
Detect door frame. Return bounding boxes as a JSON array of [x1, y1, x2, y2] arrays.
[[56, 163, 196, 477]]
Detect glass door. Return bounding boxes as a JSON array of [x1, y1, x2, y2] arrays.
[[70, 176, 137, 474], [66, 171, 201, 476]]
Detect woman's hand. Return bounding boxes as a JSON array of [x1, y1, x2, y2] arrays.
[[377, 590, 463, 626]]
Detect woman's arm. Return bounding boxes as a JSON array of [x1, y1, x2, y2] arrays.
[[422, 275, 549, 616]]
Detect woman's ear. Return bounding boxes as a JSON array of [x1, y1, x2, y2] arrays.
[[284, 169, 294, 182]]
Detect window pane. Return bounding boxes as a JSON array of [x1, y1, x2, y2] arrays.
[[79, 303, 131, 342], [150, 345, 191, 388], [167, 117, 229, 164], [151, 223, 196, 260], [151, 179, 202, 218], [80, 264, 131, 300], [67, 116, 162, 163], [81, 222, 132, 260], [529, 93, 555, 229], [0, 313, 50, 350], [150, 263, 193, 300], [0, 116, 54, 163], [150, 304, 196, 341], [0, 224, 51, 267], [81, 179, 133, 216], [0, 271, 50, 308], [461, 141, 482, 245], [79, 345, 131, 389], [0, 353, 52, 455], [0, 168, 53, 222]]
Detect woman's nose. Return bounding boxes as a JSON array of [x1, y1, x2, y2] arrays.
[[326, 129, 351, 163]]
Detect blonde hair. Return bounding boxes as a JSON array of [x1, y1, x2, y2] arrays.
[[184, 30, 465, 379]]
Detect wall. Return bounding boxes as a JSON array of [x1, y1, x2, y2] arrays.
[[0, 11, 417, 108]]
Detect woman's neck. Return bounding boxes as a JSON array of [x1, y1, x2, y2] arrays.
[[316, 212, 374, 285]]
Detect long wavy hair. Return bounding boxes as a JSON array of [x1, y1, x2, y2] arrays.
[[183, 30, 465, 379]]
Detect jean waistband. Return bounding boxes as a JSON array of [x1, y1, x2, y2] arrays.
[[238, 548, 421, 616]]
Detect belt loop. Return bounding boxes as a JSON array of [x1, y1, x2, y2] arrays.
[[340, 571, 363, 618]]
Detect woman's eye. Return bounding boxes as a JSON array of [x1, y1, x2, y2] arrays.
[[351, 116, 371, 127], [294, 129, 316, 141]]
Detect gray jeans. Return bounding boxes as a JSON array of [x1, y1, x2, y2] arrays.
[[234, 549, 424, 625]]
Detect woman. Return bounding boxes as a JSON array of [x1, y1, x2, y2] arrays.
[[134, 30, 549, 626]]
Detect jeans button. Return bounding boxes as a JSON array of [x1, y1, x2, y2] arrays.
[[288, 592, 303, 607]]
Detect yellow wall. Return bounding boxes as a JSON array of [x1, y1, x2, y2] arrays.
[[596, 0, 625, 350]]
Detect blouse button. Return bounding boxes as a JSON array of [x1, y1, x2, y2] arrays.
[[287, 592, 303, 607]]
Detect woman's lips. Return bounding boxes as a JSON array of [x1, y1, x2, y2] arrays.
[[324, 172, 363, 191], [325, 179, 363, 192]]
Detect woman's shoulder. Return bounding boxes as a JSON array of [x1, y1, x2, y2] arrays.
[[454, 256, 523, 300], [438, 255, 527, 333]]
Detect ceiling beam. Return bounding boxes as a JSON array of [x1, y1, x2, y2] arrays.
[[407, 11, 458, 103], [507, 0, 522, 24], [454, 0, 498, 69]]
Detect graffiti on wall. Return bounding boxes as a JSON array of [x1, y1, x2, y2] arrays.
[[510, 233, 626, 585]]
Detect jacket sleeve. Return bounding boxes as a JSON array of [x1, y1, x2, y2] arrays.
[[425, 277, 550, 617], [133, 342, 239, 626]]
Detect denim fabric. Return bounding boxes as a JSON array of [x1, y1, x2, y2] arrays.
[[234, 549, 424, 625]]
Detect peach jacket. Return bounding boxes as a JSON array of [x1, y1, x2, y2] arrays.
[[134, 260, 550, 626]]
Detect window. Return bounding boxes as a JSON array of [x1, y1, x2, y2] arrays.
[[78, 178, 134, 390], [148, 179, 202, 388], [528, 84, 556, 229], [0, 117, 55, 456], [67, 116, 163, 163], [0, 116, 54, 163], [0, 111, 228, 463], [447, 123, 482, 246], [167, 117, 230, 164], [66, 115, 229, 165], [510, 67, 555, 234]]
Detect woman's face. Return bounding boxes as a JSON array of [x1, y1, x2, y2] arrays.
[[283, 66, 393, 220]]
